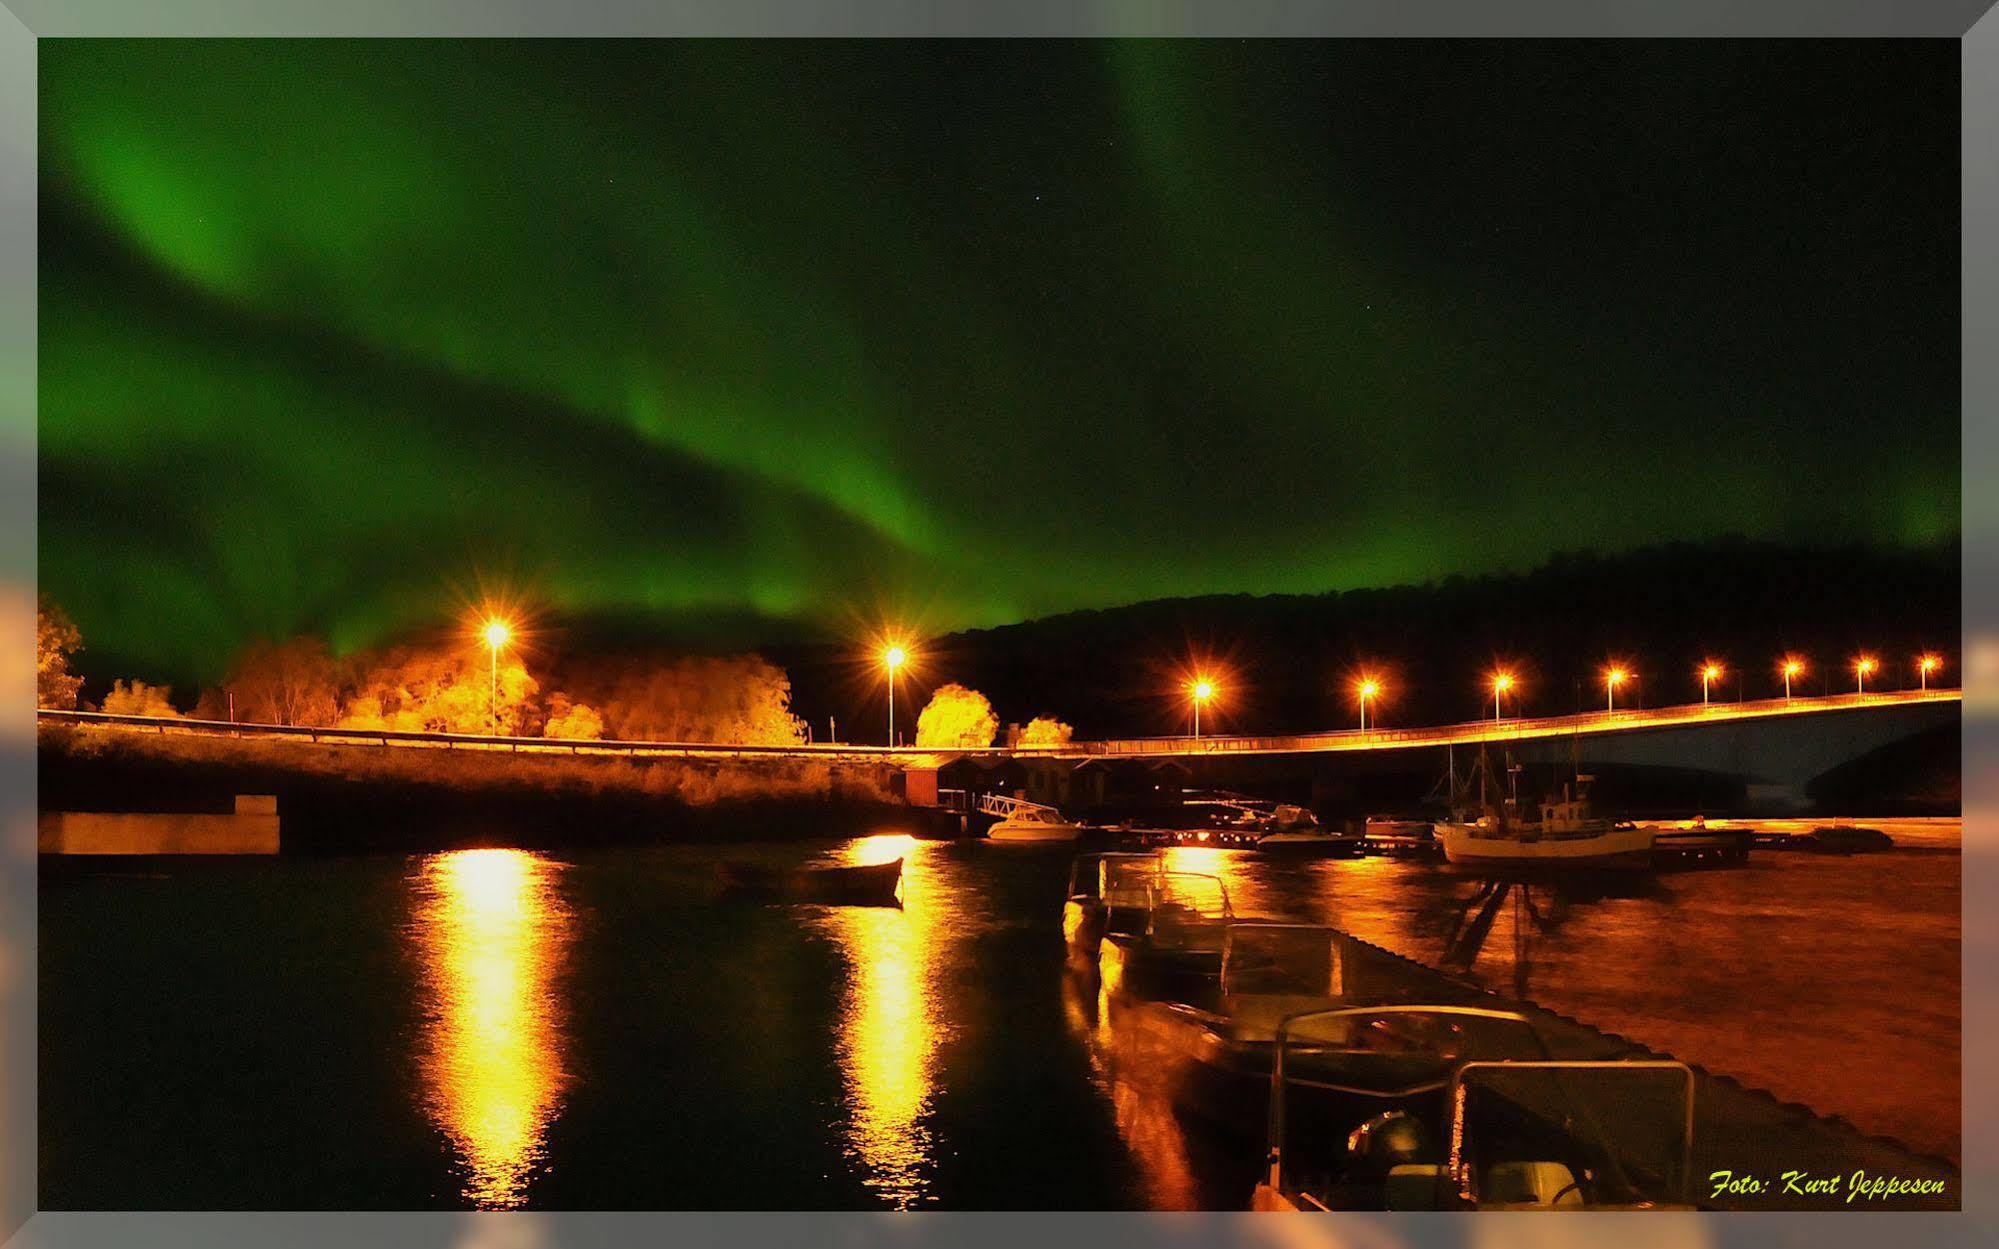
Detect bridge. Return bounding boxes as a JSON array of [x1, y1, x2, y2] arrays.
[[35, 687, 1960, 762]]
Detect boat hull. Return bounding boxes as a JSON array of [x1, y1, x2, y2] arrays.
[[988, 822, 1087, 843], [716, 857, 903, 905], [1254, 834, 1365, 858], [1437, 825, 1656, 872]]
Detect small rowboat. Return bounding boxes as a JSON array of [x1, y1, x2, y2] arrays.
[[716, 857, 903, 906]]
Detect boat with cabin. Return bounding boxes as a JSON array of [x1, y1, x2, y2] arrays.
[[1253, 806, 1365, 857], [985, 794, 1089, 843], [1435, 754, 1654, 873]]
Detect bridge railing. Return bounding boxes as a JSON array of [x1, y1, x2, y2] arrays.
[[1022, 688, 1961, 758], [32, 708, 986, 760]]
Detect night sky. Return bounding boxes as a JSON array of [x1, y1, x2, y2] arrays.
[[39, 40, 1959, 684]]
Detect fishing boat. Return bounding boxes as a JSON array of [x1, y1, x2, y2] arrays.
[[986, 797, 1089, 843], [1436, 772, 1655, 874], [1062, 851, 1163, 957], [715, 857, 903, 906], [1254, 1012, 1698, 1211]]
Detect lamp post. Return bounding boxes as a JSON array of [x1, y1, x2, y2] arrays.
[[1918, 654, 1939, 691], [1190, 679, 1215, 739], [882, 645, 907, 746], [1782, 658, 1803, 702], [481, 619, 511, 734], [1700, 662, 1722, 707], [1854, 655, 1876, 694], [1490, 672, 1514, 723], [1604, 667, 1627, 713], [1357, 677, 1379, 733]]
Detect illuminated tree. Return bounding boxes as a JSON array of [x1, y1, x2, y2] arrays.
[[1018, 715, 1074, 746], [221, 637, 341, 726], [37, 596, 84, 710], [339, 644, 539, 735], [569, 655, 806, 745], [542, 693, 605, 740], [100, 679, 182, 718], [915, 683, 999, 748]]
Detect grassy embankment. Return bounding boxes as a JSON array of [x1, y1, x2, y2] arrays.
[[38, 724, 916, 851]]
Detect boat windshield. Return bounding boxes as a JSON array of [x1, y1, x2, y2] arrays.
[[1221, 924, 1341, 998], [1450, 1061, 1695, 1209], [1066, 852, 1159, 901], [1142, 872, 1232, 946]]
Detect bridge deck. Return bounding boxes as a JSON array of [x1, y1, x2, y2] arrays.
[[35, 687, 1959, 763]]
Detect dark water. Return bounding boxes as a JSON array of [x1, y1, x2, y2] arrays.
[[38, 822, 1959, 1209]]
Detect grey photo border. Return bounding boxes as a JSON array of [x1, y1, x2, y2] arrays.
[[0, 3, 1989, 1247]]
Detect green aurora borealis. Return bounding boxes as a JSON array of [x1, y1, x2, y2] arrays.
[[39, 40, 1960, 683]]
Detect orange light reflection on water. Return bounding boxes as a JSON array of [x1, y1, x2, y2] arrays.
[[819, 833, 941, 1208], [411, 848, 572, 1210]]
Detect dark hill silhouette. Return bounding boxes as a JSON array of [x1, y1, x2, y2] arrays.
[[770, 537, 1959, 743]]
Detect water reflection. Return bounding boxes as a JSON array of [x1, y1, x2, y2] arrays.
[[411, 848, 573, 1209], [1061, 968, 1201, 1209], [817, 834, 943, 1208]]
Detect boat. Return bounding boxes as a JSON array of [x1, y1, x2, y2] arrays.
[[1362, 817, 1440, 857], [1096, 872, 1236, 1006], [1253, 806, 1365, 857], [1649, 816, 1753, 865], [1062, 851, 1163, 957], [715, 857, 903, 906], [987, 799, 1089, 843], [1802, 825, 1894, 854], [1105, 934, 1548, 1141], [1436, 775, 1655, 874], [1254, 1014, 1698, 1211]]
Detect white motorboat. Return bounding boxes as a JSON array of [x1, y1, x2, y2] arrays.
[[987, 801, 1088, 843]]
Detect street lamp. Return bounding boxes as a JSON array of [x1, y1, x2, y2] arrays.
[[1918, 654, 1940, 691], [1604, 666, 1628, 713], [1490, 671, 1514, 723], [1356, 676, 1380, 732], [882, 644, 907, 746], [1700, 662, 1723, 707], [1854, 655, 1876, 694], [1190, 678, 1216, 739], [481, 619, 512, 733], [1781, 657, 1804, 702]]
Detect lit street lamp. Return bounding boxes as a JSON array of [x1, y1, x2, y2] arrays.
[[1490, 671, 1514, 723], [1700, 661, 1723, 706], [482, 619, 512, 733], [1604, 666, 1628, 712], [1918, 654, 1940, 691], [1854, 655, 1876, 694], [1190, 678, 1216, 739], [1356, 676, 1380, 732], [882, 644, 908, 746], [1781, 657, 1804, 701]]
